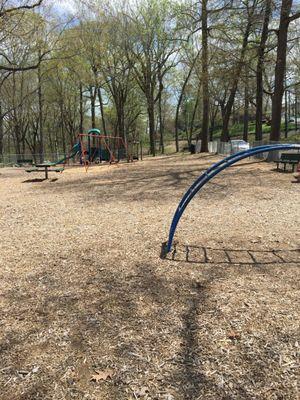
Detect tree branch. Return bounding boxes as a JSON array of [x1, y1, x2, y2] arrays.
[[288, 11, 300, 22], [0, 0, 43, 18]]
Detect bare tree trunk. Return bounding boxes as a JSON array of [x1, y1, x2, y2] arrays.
[[175, 81, 187, 153], [270, 0, 293, 141], [38, 56, 44, 163], [209, 105, 218, 141], [201, 0, 209, 152], [158, 70, 164, 154], [255, 0, 272, 141], [89, 86, 97, 156], [79, 83, 84, 133], [90, 86, 96, 129], [148, 97, 156, 156], [48, 129, 54, 154], [97, 87, 108, 136], [174, 54, 198, 152], [116, 99, 125, 140], [0, 101, 3, 157], [189, 89, 200, 145], [12, 72, 18, 154], [221, 6, 253, 141], [243, 66, 249, 142], [60, 100, 66, 154], [284, 82, 288, 138], [295, 91, 298, 131]]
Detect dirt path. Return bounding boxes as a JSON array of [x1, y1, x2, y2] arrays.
[[0, 154, 299, 399]]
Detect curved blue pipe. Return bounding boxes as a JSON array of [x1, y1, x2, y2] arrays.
[[167, 145, 273, 250], [175, 144, 278, 213], [166, 144, 300, 253], [168, 144, 289, 248]]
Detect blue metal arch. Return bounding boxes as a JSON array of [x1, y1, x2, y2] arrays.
[[165, 144, 300, 253]]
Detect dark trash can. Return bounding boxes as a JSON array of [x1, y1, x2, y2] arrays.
[[190, 144, 196, 154]]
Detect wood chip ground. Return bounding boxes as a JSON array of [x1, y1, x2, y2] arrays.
[[0, 154, 299, 399]]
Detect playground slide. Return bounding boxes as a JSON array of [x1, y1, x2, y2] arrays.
[[52, 142, 81, 165]]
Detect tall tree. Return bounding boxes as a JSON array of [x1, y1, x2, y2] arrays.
[[243, 65, 250, 142], [200, 0, 209, 152], [270, 0, 300, 141], [0, 1, 47, 72], [255, 0, 272, 141], [220, 0, 257, 142], [125, 0, 178, 155], [174, 51, 199, 152]]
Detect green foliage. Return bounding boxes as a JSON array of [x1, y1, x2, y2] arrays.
[[212, 122, 300, 143], [0, 0, 299, 157]]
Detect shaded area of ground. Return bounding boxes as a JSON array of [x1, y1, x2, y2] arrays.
[[0, 154, 299, 399]]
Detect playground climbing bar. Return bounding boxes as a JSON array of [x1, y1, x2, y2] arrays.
[[164, 144, 300, 255]]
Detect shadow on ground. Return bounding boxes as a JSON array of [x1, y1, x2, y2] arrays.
[[1, 251, 299, 399], [22, 178, 47, 183], [31, 157, 282, 206], [164, 243, 300, 266]]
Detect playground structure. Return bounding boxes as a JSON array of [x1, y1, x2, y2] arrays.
[[24, 129, 138, 178], [78, 130, 132, 169], [63, 129, 138, 171], [163, 143, 300, 255]]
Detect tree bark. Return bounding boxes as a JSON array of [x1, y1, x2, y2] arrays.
[[79, 83, 84, 133], [60, 100, 66, 154], [220, 6, 253, 141], [38, 60, 44, 162], [89, 86, 97, 154], [0, 101, 3, 157], [200, 0, 209, 152], [270, 0, 293, 141], [90, 86, 96, 129], [189, 90, 200, 145], [284, 83, 288, 138], [209, 104, 218, 141], [295, 91, 298, 131], [243, 66, 249, 142], [147, 96, 156, 156], [255, 0, 272, 141], [174, 55, 198, 152], [158, 70, 164, 154], [97, 87, 108, 136], [116, 99, 125, 140]]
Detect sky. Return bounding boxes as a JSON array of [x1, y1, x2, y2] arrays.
[[48, 0, 78, 16]]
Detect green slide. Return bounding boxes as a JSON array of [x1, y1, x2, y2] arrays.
[[50, 142, 81, 165]]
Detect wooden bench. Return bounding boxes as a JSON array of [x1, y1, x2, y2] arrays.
[[275, 153, 300, 172]]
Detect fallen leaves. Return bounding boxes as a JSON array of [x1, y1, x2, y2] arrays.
[[90, 368, 114, 383], [134, 386, 149, 397], [227, 331, 241, 341], [0, 157, 299, 400]]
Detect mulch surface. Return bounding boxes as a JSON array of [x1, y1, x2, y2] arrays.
[[0, 154, 299, 399]]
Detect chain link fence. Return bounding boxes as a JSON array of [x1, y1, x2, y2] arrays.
[[207, 139, 300, 160], [0, 153, 71, 167], [1, 138, 299, 167]]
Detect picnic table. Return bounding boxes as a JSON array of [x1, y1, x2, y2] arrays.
[[26, 162, 64, 179]]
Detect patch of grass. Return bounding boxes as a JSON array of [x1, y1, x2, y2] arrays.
[[211, 122, 299, 143]]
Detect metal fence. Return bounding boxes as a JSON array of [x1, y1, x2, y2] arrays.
[[1, 138, 299, 167], [207, 139, 300, 160], [0, 153, 69, 165]]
